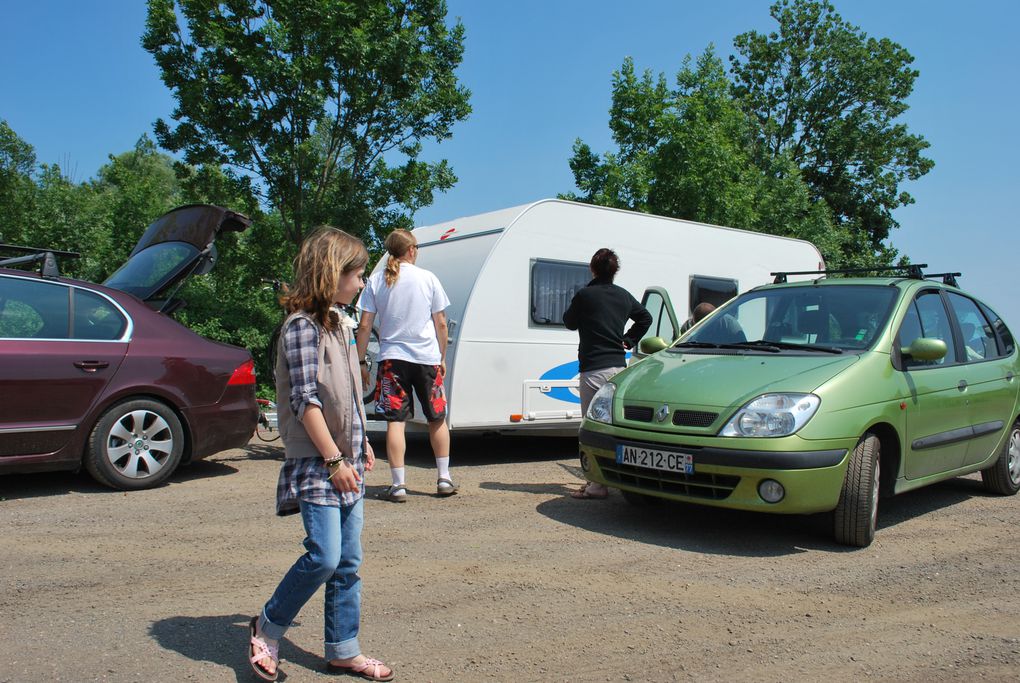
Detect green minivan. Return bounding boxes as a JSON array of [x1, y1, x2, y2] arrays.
[[579, 268, 1020, 547]]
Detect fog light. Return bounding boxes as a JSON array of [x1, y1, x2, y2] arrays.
[[579, 451, 591, 473], [758, 479, 785, 503]]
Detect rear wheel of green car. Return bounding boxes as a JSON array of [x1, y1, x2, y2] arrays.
[[833, 433, 880, 548], [981, 420, 1020, 495]]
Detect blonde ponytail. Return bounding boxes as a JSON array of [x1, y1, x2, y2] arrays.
[[384, 254, 402, 287], [382, 229, 417, 288]]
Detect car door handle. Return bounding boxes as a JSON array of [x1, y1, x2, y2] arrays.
[[957, 379, 968, 391], [74, 361, 109, 373]]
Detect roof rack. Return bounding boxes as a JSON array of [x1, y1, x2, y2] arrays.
[[923, 272, 962, 287], [0, 244, 81, 278], [771, 264, 927, 284]]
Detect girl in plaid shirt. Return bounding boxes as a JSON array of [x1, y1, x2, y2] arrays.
[[248, 228, 394, 682]]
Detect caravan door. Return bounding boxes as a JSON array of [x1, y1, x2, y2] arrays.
[[632, 286, 680, 361]]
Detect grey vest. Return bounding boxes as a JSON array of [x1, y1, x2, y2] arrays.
[[275, 310, 367, 460]]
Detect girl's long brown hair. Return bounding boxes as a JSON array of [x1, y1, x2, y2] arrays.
[[383, 229, 416, 287], [282, 227, 368, 331]]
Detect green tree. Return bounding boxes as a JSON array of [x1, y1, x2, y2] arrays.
[[142, 0, 471, 247], [730, 0, 933, 265], [0, 120, 38, 244], [565, 50, 841, 257]]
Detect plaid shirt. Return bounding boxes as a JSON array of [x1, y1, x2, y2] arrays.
[[275, 311, 366, 515]]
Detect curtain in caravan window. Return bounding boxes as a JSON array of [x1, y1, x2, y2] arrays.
[[530, 259, 590, 326]]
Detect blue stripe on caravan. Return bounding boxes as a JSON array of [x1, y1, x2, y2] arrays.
[[538, 353, 632, 405]]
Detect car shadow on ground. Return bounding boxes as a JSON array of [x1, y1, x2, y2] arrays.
[[0, 459, 238, 500], [239, 441, 285, 461], [481, 471, 992, 558], [150, 613, 322, 681], [374, 432, 577, 468]]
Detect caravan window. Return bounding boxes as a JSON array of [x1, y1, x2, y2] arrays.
[[689, 276, 738, 315], [530, 259, 590, 326]]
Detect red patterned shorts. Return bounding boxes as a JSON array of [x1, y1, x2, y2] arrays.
[[373, 359, 447, 422]]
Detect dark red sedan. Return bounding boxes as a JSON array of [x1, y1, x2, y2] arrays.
[[0, 205, 258, 489]]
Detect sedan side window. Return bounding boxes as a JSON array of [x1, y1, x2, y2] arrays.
[[72, 289, 127, 340], [946, 292, 998, 362], [0, 277, 69, 339]]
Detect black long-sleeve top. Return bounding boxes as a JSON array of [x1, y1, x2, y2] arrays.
[[562, 278, 652, 373]]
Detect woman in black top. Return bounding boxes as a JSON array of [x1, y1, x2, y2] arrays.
[[563, 248, 651, 499]]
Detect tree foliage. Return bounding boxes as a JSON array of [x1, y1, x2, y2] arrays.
[[142, 0, 471, 247], [567, 0, 931, 268], [731, 0, 932, 263], [565, 50, 844, 260]]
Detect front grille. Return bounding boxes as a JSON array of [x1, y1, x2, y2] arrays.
[[672, 409, 718, 427], [623, 405, 653, 422], [596, 453, 739, 500]]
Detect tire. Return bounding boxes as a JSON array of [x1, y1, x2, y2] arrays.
[[981, 420, 1020, 495], [833, 433, 881, 547], [621, 489, 663, 507], [362, 327, 381, 404], [84, 399, 185, 490]]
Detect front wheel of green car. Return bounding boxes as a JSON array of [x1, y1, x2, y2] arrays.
[[833, 433, 880, 548], [981, 420, 1020, 495]]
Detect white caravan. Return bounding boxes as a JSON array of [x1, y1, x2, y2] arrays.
[[363, 199, 824, 435]]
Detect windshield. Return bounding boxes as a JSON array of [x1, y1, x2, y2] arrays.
[[104, 242, 199, 298], [681, 284, 898, 353]]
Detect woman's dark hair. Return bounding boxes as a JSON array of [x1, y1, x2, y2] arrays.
[[590, 248, 620, 281]]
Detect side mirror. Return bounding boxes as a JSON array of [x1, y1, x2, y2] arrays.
[[901, 337, 947, 361], [639, 336, 668, 354]]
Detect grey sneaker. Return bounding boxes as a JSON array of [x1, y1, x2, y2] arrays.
[[436, 478, 458, 496], [380, 484, 407, 502]]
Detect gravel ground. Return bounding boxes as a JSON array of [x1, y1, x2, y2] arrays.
[[2, 431, 1018, 682]]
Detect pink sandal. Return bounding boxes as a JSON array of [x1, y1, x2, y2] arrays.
[[248, 616, 279, 682], [327, 656, 395, 681]]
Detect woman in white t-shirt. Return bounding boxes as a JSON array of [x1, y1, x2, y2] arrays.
[[356, 229, 456, 502]]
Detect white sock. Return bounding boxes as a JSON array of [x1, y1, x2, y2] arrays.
[[390, 466, 406, 488], [436, 456, 451, 481]]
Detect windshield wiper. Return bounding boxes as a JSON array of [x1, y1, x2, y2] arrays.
[[719, 341, 781, 352], [750, 339, 844, 354], [670, 340, 722, 350]]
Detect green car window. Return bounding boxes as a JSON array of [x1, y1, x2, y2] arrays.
[[687, 285, 897, 352], [946, 292, 998, 362]]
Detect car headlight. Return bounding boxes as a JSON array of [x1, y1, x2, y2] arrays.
[[586, 382, 616, 424], [719, 393, 820, 437]]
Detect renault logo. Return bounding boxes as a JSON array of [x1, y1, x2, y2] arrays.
[[655, 404, 670, 422]]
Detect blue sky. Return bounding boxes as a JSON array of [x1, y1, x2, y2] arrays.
[[2, 1, 1018, 327]]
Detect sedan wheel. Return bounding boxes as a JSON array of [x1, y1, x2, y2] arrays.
[[981, 421, 1020, 495], [85, 399, 185, 490], [833, 433, 880, 548]]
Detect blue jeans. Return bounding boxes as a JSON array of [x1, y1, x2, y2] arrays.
[[259, 498, 364, 661]]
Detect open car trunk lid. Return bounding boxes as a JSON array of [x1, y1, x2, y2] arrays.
[[103, 205, 250, 308]]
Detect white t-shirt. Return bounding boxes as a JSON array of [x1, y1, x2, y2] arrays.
[[358, 262, 450, 365]]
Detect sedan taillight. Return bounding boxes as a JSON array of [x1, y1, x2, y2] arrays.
[[228, 359, 257, 385]]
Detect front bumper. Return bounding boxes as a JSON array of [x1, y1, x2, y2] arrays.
[[579, 427, 850, 514]]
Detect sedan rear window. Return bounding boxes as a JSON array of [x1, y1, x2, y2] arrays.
[[104, 242, 198, 298]]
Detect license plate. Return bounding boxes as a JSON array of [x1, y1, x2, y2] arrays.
[[616, 444, 693, 474]]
